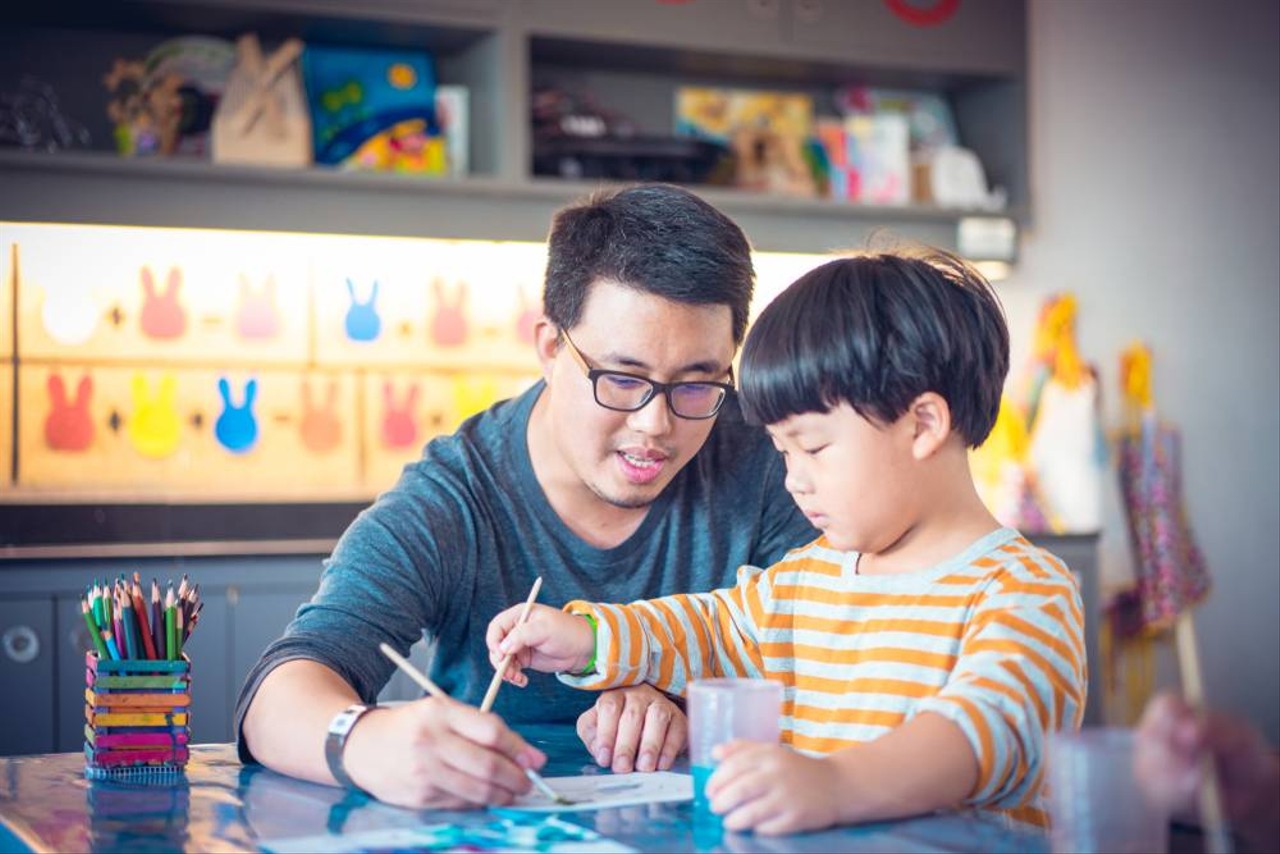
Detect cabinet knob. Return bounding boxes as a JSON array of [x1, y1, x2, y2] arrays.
[[2, 626, 41, 664]]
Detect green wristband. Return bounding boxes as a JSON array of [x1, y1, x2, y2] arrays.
[[571, 612, 598, 676]]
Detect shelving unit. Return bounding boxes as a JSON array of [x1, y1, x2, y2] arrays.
[[2, 0, 1029, 251]]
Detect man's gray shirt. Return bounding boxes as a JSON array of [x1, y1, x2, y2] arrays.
[[235, 381, 814, 762]]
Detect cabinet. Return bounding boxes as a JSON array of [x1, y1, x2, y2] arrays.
[[1, 0, 1028, 253], [0, 597, 55, 755]]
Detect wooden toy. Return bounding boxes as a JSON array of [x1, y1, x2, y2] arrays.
[[212, 34, 311, 168]]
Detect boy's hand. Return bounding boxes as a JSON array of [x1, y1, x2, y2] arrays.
[[486, 603, 595, 684], [706, 741, 843, 835]]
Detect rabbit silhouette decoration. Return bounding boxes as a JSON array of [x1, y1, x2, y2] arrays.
[[40, 281, 100, 345], [430, 278, 469, 347], [44, 372, 95, 452], [344, 279, 382, 342], [514, 287, 540, 346], [236, 275, 282, 340], [139, 266, 188, 339], [380, 381, 420, 450], [127, 375, 182, 459], [215, 377, 260, 454], [299, 379, 342, 454]]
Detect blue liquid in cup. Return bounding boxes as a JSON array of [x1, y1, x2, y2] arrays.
[[692, 763, 719, 821]]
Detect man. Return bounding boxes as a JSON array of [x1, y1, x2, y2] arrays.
[[237, 184, 815, 808]]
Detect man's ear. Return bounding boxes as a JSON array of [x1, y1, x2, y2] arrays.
[[909, 392, 952, 460], [533, 319, 562, 382]]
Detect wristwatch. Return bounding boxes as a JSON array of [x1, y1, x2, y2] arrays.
[[325, 703, 375, 792]]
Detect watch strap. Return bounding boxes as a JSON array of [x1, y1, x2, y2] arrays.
[[325, 703, 373, 792]]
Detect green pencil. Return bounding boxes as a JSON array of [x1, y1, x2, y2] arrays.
[[81, 599, 109, 660], [164, 586, 177, 661]]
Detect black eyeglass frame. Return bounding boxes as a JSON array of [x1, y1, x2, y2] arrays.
[[559, 329, 735, 421]]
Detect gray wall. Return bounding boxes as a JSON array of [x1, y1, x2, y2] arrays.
[[1003, 1, 1278, 741]]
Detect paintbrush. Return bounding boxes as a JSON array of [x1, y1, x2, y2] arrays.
[[378, 641, 573, 806], [480, 576, 543, 713]]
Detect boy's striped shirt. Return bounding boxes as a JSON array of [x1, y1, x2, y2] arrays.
[[561, 527, 1086, 827]]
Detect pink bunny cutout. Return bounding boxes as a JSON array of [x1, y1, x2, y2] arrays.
[[236, 274, 282, 341], [139, 266, 188, 339], [430, 278, 469, 347], [380, 380, 420, 450]]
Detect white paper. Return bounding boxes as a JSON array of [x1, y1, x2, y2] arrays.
[[500, 771, 693, 813]]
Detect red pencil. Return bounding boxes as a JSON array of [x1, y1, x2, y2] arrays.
[[131, 579, 158, 660]]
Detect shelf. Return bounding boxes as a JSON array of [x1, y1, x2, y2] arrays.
[[0, 150, 1012, 252]]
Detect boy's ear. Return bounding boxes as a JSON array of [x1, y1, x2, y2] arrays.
[[909, 392, 952, 460]]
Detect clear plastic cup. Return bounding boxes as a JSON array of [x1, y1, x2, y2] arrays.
[[687, 678, 783, 819], [1047, 728, 1169, 854]]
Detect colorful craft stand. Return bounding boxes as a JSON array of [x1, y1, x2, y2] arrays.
[[84, 651, 191, 780]]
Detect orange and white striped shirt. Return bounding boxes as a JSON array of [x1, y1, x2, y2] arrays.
[[561, 527, 1086, 827]]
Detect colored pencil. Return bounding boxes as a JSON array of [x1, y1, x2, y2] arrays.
[[480, 576, 543, 713], [151, 580, 164, 662], [131, 579, 157, 660], [82, 600, 110, 660]]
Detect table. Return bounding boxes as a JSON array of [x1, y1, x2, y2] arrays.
[[0, 725, 1049, 853]]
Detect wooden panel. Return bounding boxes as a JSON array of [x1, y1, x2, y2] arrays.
[[11, 223, 310, 366], [312, 236, 545, 371], [1, 240, 12, 359], [17, 364, 360, 497], [0, 366, 11, 493], [361, 369, 537, 492]]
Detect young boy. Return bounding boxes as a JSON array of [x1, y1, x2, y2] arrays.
[[487, 249, 1086, 835]]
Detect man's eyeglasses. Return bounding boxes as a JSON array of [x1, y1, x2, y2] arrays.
[[560, 329, 734, 420]]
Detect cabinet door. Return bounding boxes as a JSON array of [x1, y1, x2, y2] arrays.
[[56, 593, 100, 752], [0, 597, 55, 756], [521, 0, 786, 55], [788, 0, 1025, 75], [181, 591, 232, 745], [229, 586, 315, 708]]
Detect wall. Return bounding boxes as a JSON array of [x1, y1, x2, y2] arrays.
[[1005, 0, 1279, 741]]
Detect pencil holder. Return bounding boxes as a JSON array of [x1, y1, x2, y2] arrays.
[[84, 651, 191, 780]]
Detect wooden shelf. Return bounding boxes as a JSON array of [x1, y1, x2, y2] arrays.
[[0, 149, 1014, 251]]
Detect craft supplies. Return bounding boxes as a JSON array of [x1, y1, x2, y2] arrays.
[[81, 575, 202, 778]]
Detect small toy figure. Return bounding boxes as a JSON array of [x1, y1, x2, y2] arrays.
[[103, 58, 183, 155]]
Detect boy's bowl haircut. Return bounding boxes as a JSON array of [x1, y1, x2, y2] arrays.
[[738, 247, 1009, 448]]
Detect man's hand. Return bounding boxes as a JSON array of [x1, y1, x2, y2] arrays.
[[342, 694, 546, 809], [486, 603, 595, 685], [578, 684, 687, 773], [706, 741, 843, 835]]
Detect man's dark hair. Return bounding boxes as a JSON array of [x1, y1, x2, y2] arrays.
[[738, 248, 1010, 447], [543, 184, 755, 345]]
